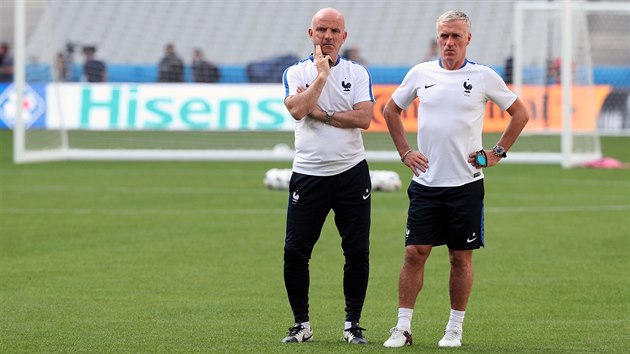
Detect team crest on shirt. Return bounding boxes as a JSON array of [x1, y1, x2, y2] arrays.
[[463, 80, 473, 95], [342, 80, 351, 91], [341, 78, 352, 95]]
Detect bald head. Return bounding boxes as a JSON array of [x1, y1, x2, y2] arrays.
[[311, 7, 345, 30]]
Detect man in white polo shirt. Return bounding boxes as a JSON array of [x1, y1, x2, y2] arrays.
[[280, 7, 375, 345], [382, 10, 529, 348]]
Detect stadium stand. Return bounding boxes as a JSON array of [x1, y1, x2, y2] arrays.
[[23, 0, 518, 67], [2, 0, 627, 85]]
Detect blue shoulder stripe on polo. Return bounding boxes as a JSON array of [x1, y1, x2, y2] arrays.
[[365, 66, 375, 102], [282, 67, 290, 97]]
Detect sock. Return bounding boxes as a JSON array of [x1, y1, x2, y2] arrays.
[[344, 321, 353, 330], [299, 321, 311, 331], [396, 308, 413, 332], [446, 309, 465, 331]]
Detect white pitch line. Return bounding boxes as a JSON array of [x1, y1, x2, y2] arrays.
[[486, 205, 630, 213], [0, 185, 271, 195], [0, 207, 286, 216], [0, 205, 628, 216]]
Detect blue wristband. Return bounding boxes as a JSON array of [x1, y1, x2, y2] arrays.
[[475, 150, 488, 167]]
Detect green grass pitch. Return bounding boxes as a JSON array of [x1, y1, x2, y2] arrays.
[[1, 131, 629, 353]]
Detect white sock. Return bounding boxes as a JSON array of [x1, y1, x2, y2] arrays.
[[396, 308, 413, 332], [344, 321, 353, 330], [446, 309, 465, 331], [299, 321, 311, 331]]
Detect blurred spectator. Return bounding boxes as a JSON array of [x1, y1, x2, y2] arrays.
[[82, 46, 107, 82], [192, 48, 220, 83], [504, 54, 513, 84], [63, 42, 79, 81], [0, 42, 14, 82], [342, 46, 365, 64], [547, 57, 561, 85], [423, 39, 439, 62], [158, 43, 184, 82], [54, 52, 67, 82]]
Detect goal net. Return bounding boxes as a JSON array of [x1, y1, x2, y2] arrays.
[[512, 0, 629, 167], [6, 0, 628, 165]]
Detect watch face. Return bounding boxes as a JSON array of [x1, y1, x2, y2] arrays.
[[493, 146, 506, 157]]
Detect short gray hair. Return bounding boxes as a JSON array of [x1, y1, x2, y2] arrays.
[[436, 10, 471, 33]]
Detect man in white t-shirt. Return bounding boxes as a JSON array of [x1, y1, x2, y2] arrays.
[[382, 10, 529, 348], [280, 7, 375, 345]]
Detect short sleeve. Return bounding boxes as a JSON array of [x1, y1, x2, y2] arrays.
[[391, 65, 421, 110], [484, 67, 517, 111], [352, 65, 375, 104], [282, 65, 299, 98]]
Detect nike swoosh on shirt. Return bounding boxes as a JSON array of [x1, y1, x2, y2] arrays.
[[424, 84, 436, 89]]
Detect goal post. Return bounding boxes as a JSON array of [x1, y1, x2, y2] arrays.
[[13, 0, 28, 163], [512, 0, 628, 167]]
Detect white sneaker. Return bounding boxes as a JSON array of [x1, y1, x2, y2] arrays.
[[438, 327, 462, 347], [383, 327, 413, 347], [281, 324, 313, 343], [342, 322, 368, 344]]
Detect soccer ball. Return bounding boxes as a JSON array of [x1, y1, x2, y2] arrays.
[[264, 168, 401, 192], [370, 170, 402, 192], [263, 168, 292, 190]]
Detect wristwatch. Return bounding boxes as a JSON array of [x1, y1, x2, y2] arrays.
[[492, 145, 507, 158], [325, 111, 334, 125]]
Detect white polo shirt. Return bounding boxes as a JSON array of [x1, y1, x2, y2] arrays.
[[283, 54, 375, 176], [392, 59, 517, 187]]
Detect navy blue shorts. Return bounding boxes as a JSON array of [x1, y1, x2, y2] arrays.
[[405, 179, 484, 250]]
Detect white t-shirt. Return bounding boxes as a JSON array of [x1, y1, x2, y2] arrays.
[[392, 59, 517, 187], [283, 54, 375, 176]]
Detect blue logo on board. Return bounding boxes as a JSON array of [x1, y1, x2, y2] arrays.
[[0, 84, 46, 129]]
